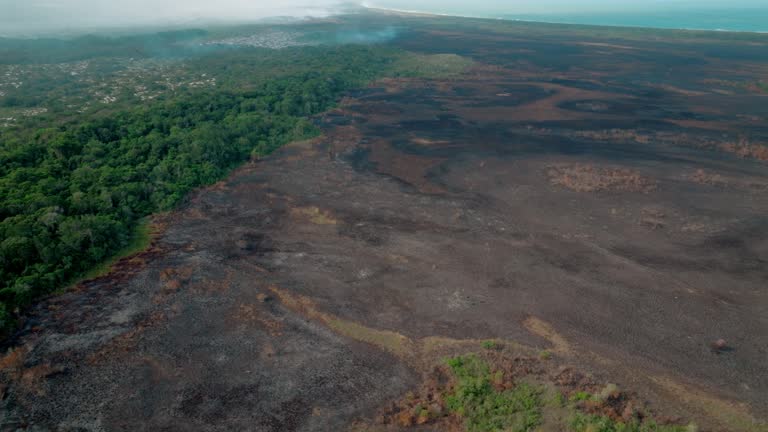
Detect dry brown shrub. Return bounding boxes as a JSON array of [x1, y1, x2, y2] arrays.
[[547, 164, 657, 193], [289, 206, 338, 225], [0, 346, 59, 396], [689, 169, 728, 186], [553, 368, 600, 395], [164, 279, 182, 291], [377, 365, 452, 429], [688, 169, 768, 193], [718, 138, 768, 162], [158, 266, 194, 293], [0, 347, 28, 377], [580, 388, 643, 423], [20, 364, 58, 396], [574, 129, 651, 144]]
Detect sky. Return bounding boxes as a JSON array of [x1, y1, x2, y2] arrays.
[[0, 1, 350, 34], [1, 0, 766, 35]]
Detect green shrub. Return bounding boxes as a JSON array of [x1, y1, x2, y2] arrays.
[[570, 412, 692, 432], [390, 52, 474, 78], [482, 340, 497, 350], [570, 391, 593, 402], [444, 354, 543, 432]]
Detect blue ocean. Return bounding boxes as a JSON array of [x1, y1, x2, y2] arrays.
[[367, 2, 768, 33], [503, 9, 768, 32]]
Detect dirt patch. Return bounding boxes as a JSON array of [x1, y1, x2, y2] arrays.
[[523, 317, 571, 355], [367, 139, 447, 194], [651, 376, 768, 432], [268, 285, 414, 359], [457, 82, 621, 123], [652, 84, 708, 97], [0, 346, 62, 398], [279, 136, 325, 163], [289, 206, 338, 225], [159, 266, 194, 296], [410, 137, 451, 147], [0, 346, 28, 375]]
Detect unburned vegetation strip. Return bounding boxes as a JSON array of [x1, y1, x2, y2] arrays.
[[383, 345, 698, 432], [445, 354, 543, 432]]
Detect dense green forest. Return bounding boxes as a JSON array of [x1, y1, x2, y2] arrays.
[[0, 44, 400, 334]]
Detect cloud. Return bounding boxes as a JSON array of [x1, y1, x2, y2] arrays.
[[0, 0, 352, 35]]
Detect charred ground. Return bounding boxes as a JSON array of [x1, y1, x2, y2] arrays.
[[2, 11, 768, 432]]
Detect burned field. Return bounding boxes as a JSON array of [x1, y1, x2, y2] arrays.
[[2, 14, 768, 432]]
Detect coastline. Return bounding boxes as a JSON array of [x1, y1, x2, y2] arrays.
[[362, 4, 768, 34]]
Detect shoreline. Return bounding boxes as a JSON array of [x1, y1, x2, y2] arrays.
[[362, 4, 768, 35]]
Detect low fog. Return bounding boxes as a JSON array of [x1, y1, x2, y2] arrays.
[[0, 0, 355, 35], [1, 0, 764, 36]]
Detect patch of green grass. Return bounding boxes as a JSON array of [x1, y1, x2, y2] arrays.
[[539, 350, 552, 360], [570, 412, 695, 432], [482, 340, 498, 350], [569, 391, 593, 402], [552, 391, 568, 408], [417, 406, 431, 420], [444, 354, 543, 432], [327, 318, 411, 358], [390, 52, 474, 79]]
